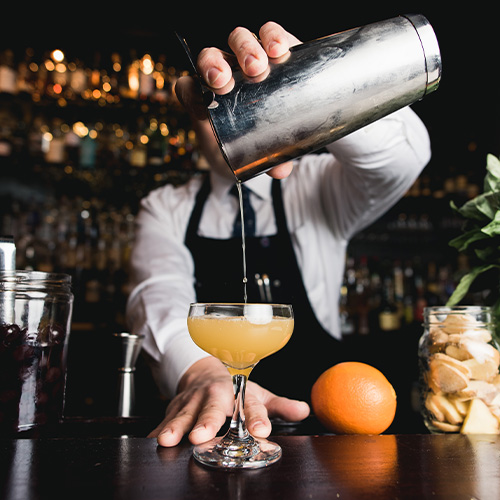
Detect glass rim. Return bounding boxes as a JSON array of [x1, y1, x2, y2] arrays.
[[0, 271, 73, 295], [423, 305, 493, 326], [189, 302, 292, 307], [189, 302, 293, 318], [424, 305, 491, 313], [0, 270, 72, 284]]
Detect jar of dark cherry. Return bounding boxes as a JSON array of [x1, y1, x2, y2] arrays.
[[0, 271, 73, 434]]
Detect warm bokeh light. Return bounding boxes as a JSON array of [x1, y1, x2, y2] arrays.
[[73, 121, 89, 138], [160, 123, 169, 136], [141, 55, 154, 75], [44, 60, 55, 71], [128, 65, 139, 93], [51, 49, 64, 62]]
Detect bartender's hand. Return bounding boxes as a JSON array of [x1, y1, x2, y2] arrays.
[[149, 356, 310, 447], [176, 22, 300, 180]]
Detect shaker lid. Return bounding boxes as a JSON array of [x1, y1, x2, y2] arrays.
[[403, 14, 442, 96]]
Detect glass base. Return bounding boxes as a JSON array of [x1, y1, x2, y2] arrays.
[[192, 435, 282, 469]]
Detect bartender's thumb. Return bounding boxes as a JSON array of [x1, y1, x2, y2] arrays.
[[174, 76, 207, 121], [245, 382, 310, 437], [265, 395, 311, 423]]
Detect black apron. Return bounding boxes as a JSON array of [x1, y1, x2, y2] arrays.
[[184, 175, 344, 402]]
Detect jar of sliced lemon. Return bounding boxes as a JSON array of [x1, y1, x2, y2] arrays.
[[419, 306, 500, 434]]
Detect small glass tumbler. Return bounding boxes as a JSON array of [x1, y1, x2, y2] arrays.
[[418, 306, 499, 434], [0, 271, 73, 433]]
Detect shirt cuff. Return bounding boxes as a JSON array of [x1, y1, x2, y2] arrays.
[[160, 326, 210, 398]]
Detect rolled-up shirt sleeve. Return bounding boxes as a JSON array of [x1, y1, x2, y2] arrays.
[[284, 106, 431, 340], [323, 106, 431, 239]]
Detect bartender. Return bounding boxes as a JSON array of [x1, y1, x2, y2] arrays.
[[126, 21, 431, 447]]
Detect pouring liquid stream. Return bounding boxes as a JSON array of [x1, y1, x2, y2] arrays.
[[235, 180, 248, 303]]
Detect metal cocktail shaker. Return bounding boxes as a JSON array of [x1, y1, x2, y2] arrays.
[[200, 14, 441, 181]]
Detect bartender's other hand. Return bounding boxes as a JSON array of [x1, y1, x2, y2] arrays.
[[149, 356, 310, 447]]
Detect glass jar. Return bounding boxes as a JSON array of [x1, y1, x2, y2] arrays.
[[419, 306, 500, 434], [0, 271, 73, 433]]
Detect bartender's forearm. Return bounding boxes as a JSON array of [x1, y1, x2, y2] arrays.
[[318, 106, 431, 239], [326, 107, 431, 169]]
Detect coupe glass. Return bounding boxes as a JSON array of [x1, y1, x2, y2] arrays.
[[187, 303, 294, 468]]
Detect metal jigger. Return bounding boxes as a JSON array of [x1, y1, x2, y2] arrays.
[[0, 236, 16, 324], [113, 332, 145, 418], [0, 236, 16, 272]]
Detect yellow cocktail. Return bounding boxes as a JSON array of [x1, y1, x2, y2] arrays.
[[187, 303, 294, 468], [188, 314, 293, 377]]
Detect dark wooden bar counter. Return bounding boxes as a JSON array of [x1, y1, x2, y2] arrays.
[[2, 431, 500, 499]]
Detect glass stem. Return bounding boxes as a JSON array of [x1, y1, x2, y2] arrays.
[[228, 373, 251, 441]]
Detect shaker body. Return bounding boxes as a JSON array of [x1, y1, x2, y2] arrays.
[[207, 14, 442, 181]]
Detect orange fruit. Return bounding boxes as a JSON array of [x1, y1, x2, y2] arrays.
[[311, 361, 397, 435]]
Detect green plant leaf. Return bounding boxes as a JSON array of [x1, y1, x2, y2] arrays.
[[482, 210, 500, 237], [455, 192, 500, 221], [474, 245, 500, 262], [491, 299, 500, 348], [446, 264, 499, 306], [484, 154, 500, 193], [450, 200, 460, 214], [449, 227, 490, 252], [448, 154, 500, 311]]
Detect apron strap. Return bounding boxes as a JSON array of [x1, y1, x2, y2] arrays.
[[185, 174, 211, 246], [272, 178, 287, 235]]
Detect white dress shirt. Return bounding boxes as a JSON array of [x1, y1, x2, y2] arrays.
[[126, 107, 431, 398]]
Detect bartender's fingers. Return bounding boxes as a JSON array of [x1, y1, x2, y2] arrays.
[[197, 22, 301, 94], [148, 391, 204, 447], [265, 395, 311, 422], [197, 47, 236, 93], [150, 374, 234, 447], [188, 385, 235, 445], [258, 21, 301, 58], [245, 382, 310, 438], [267, 161, 294, 179], [227, 27, 269, 77], [228, 22, 300, 76]]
